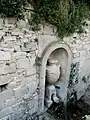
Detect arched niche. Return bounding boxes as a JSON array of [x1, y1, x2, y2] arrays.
[[38, 41, 72, 114]]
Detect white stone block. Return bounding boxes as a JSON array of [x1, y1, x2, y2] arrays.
[[0, 31, 5, 36], [0, 75, 14, 86], [16, 58, 29, 69], [0, 102, 6, 111], [0, 63, 16, 75], [5, 97, 16, 107], [0, 89, 14, 103], [4, 36, 16, 41], [0, 107, 13, 119], [27, 80, 38, 94], [43, 24, 55, 35], [12, 52, 26, 60], [0, 51, 11, 61], [21, 42, 37, 52], [25, 66, 36, 76], [28, 95, 38, 115], [0, 18, 4, 26], [13, 86, 28, 99]]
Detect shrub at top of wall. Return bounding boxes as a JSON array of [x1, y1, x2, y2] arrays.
[[31, 0, 90, 38], [0, 0, 90, 38], [0, 0, 28, 17]]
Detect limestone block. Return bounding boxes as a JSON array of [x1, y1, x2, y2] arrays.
[[12, 102, 25, 119], [5, 41, 18, 49], [0, 107, 13, 119], [29, 57, 36, 66], [22, 93, 33, 101], [13, 110, 24, 120], [27, 80, 38, 94], [16, 19, 27, 28], [6, 114, 16, 120], [16, 58, 29, 69], [4, 36, 16, 41], [11, 31, 21, 36], [0, 51, 11, 61], [0, 63, 16, 75], [21, 42, 37, 52], [4, 24, 15, 30], [0, 18, 4, 26], [0, 75, 14, 86], [13, 86, 28, 99], [7, 82, 17, 89], [24, 34, 32, 38], [4, 97, 16, 107], [12, 52, 26, 60], [1, 115, 11, 120], [22, 29, 34, 34], [0, 102, 6, 111], [23, 95, 38, 114], [26, 51, 36, 58], [4, 17, 16, 25], [10, 103, 24, 120], [12, 45, 21, 52], [77, 89, 86, 100], [22, 38, 29, 43], [0, 89, 14, 103], [25, 66, 36, 76], [28, 96, 38, 115], [0, 61, 4, 64], [0, 31, 5, 36], [43, 24, 55, 35], [22, 75, 37, 85]]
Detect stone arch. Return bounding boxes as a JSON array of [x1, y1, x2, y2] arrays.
[[38, 41, 72, 114]]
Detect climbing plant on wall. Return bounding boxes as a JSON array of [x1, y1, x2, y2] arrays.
[[0, 0, 27, 17], [31, 0, 90, 38], [0, 0, 90, 38]]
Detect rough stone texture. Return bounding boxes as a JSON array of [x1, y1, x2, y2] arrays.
[[38, 22, 90, 113], [0, 17, 90, 120], [0, 18, 39, 120]]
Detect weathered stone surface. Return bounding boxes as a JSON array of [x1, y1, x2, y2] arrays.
[[0, 102, 6, 111], [0, 63, 16, 75], [4, 36, 16, 41], [25, 66, 36, 76], [0, 75, 14, 86], [0, 31, 5, 36], [0, 89, 14, 103], [0, 17, 90, 120], [0, 107, 13, 119], [12, 52, 26, 60], [5, 97, 16, 107], [13, 86, 29, 99], [0, 51, 11, 61], [27, 80, 38, 94], [16, 58, 29, 69]]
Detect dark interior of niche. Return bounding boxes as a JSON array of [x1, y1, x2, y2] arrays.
[[0, 84, 8, 93]]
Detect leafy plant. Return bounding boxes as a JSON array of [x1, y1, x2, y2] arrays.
[[31, 0, 90, 38], [0, 0, 27, 17], [0, 0, 90, 38]]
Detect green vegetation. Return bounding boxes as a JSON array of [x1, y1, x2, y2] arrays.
[[0, 0, 90, 37], [31, 0, 90, 37], [0, 0, 27, 17]]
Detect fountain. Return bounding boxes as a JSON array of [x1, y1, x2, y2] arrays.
[[45, 58, 60, 107], [38, 42, 72, 119]]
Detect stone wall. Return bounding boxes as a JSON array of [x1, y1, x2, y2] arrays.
[[38, 21, 90, 103], [0, 18, 39, 120], [63, 20, 90, 100], [0, 17, 90, 120]]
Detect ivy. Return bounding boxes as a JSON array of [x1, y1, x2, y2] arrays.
[[0, 0, 90, 38], [31, 0, 90, 38], [0, 0, 27, 17]]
